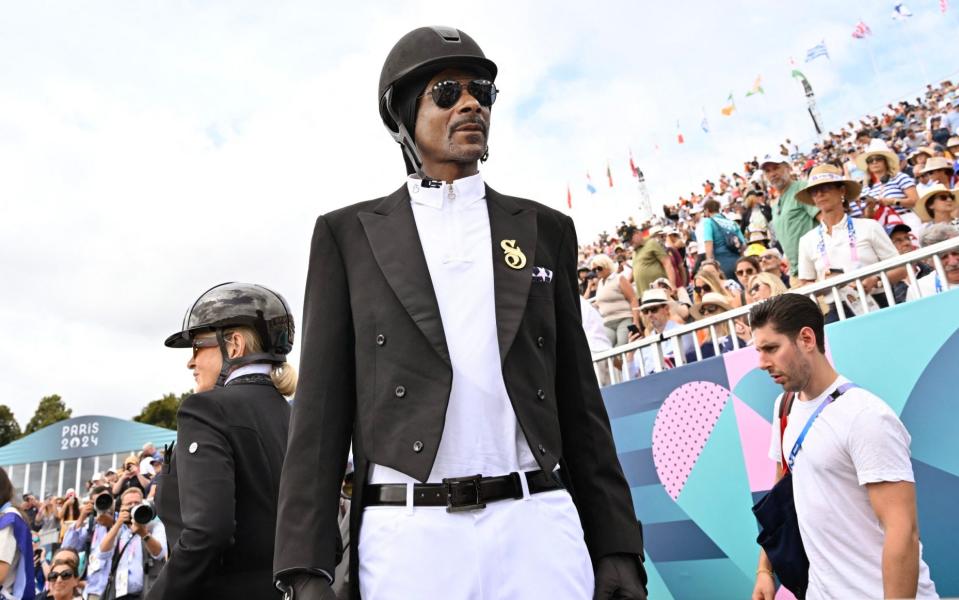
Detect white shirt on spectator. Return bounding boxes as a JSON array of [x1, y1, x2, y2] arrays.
[[0, 505, 21, 594], [767, 376, 938, 599], [694, 219, 706, 255], [797, 215, 898, 283], [629, 320, 695, 377], [369, 173, 537, 484], [580, 298, 612, 354], [905, 270, 956, 302]]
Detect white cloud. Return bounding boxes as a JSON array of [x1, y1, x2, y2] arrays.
[[1, 1, 957, 426]]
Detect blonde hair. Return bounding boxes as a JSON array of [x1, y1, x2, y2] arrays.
[[589, 254, 616, 278], [693, 269, 735, 303], [749, 272, 788, 298], [224, 326, 298, 397]]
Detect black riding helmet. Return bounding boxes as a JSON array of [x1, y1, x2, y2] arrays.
[[378, 26, 498, 177], [165, 282, 295, 386]]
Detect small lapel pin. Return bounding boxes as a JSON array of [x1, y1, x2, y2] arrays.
[[500, 240, 527, 270]]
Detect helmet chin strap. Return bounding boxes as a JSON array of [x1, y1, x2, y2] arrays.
[[214, 329, 285, 387], [214, 329, 233, 388]]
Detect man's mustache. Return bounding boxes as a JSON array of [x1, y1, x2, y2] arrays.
[[448, 116, 488, 138]]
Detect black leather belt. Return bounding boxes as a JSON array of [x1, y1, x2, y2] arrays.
[[364, 469, 564, 513]]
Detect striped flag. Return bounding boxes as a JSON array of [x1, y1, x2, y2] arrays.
[[629, 149, 640, 177], [567, 184, 572, 209], [586, 172, 597, 194], [941, 0, 948, 13], [805, 40, 829, 62], [852, 20, 872, 38], [892, 3, 913, 20], [700, 108, 710, 133]]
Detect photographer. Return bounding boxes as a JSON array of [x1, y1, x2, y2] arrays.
[[95, 488, 166, 600], [111, 458, 150, 500], [61, 487, 115, 597]]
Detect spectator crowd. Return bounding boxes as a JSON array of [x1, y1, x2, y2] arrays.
[[579, 79, 959, 371]]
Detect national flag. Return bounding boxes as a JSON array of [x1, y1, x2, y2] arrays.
[[892, 3, 913, 20], [566, 184, 572, 209], [941, 0, 948, 13], [606, 162, 614, 187], [852, 20, 872, 38], [629, 149, 640, 177], [586, 172, 597, 194], [791, 68, 807, 80], [745, 75, 764, 97], [676, 121, 684, 144], [720, 93, 736, 116], [805, 40, 829, 62], [700, 108, 710, 133]]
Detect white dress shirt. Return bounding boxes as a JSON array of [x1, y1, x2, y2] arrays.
[[370, 173, 537, 484]]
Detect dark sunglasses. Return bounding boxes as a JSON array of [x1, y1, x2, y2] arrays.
[[700, 304, 722, 315], [640, 305, 664, 315], [736, 268, 756, 277], [865, 155, 886, 164], [48, 570, 75, 581], [694, 284, 712, 295], [931, 194, 955, 202], [423, 79, 498, 109], [191, 337, 220, 358]]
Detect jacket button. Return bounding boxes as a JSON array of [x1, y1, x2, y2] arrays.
[[413, 441, 424, 453], [536, 389, 546, 401], [537, 444, 547, 455], [376, 334, 386, 346], [537, 336, 545, 348], [395, 385, 406, 398]]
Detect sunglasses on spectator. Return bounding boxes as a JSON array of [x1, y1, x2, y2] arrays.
[[48, 570, 75, 581], [760, 255, 778, 261], [421, 79, 498, 109], [694, 284, 712, 295], [700, 304, 722, 315], [640, 305, 664, 315], [736, 268, 757, 277], [865, 156, 886, 164], [931, 194, 955, 202]]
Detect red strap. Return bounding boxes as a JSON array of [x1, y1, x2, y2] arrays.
[[779, 392, 794, 475]]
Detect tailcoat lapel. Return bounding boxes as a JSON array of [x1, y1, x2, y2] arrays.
[[358, 185, 451, 366], [486, 185, 537, 363]]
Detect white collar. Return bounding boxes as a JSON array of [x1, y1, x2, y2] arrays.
[[407, 172, 486, 210], [225, 363, 272, 384]]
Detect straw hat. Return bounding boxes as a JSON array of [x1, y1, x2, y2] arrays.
[[914, 183, 958, 223], [947, 136, 959, 149], [747, 229, 770, 243], [795, 164, 862, 205], [692, 292, 732, 320], [919, 156, 955, 176], [855, 139, 901, 174], [906, 146, 935, 164], [639, 288, 671, 309]]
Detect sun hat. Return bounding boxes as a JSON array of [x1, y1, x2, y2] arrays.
[[946, 136, 959, 148], [649, 276, 675, 291], [747, 229, 770, 243], [855, 139, 901, 174], [692, 292, 732, 320], [919, 156, 955, 176], [639, 288, 670, 309], [647, 225, 664, 237], [906, 146, 935, 164], [914, 183, 958, 222], [795, 164, 862, 205]]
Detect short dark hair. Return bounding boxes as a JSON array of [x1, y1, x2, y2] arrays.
[[749, 293, 826, 353], [736, 255, 761, 272], [0, 468, 13, 507], [703, 199, 721, 214]]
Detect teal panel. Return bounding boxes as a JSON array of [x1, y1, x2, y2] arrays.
[[676, 402, 757, 578], [644, 559, 675, 600], [611, 410, 656, 454], [731, 367, 780, 419], [655, 558, 753, 599], [827, 289, 959, 415], [0, 415, 177, 465], [631, 484, 688, 525]]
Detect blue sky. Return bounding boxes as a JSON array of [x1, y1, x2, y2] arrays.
[[0, 1, 957, 424]]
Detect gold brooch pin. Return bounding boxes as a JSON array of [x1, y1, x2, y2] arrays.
[[500, 240, 527, 270]]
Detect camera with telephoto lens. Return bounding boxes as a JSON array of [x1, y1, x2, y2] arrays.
[[94, 492, 114, 515], [132, 501, 155, 525]]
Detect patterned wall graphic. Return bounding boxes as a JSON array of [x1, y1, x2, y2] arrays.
[[602, 289, 959, 599]]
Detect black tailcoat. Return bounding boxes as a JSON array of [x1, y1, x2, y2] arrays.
[[273, 184, 644, 597]]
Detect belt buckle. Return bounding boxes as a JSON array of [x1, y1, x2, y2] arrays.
[[442, 474, 486, 513]]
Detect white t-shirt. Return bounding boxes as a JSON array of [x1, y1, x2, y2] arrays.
[[797, 215, 899, 283], [0, 506, 22, 594], [579, 298, 612, 354], [905, 270, 956, 302], [767, 376, 938, 599]]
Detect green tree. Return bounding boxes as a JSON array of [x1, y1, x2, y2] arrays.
[[0, 405, 21, 446], [133, 391, 192, 430], [24, 394, 72, 436]]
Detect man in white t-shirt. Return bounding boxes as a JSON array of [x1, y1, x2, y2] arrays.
[[906, 224, 959, 302], [749, 294, 938, 600]]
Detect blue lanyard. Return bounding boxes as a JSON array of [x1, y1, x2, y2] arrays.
[[816, 217, 858, 273], [787, 382, 858, 469], [935, 273, 943, 294]]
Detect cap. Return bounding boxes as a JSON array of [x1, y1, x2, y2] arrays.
[[759, 152, 789, 167], [887, 223, 912, 236]]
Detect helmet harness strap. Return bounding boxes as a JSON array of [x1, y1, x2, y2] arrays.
[[384, 87, 427, 179]]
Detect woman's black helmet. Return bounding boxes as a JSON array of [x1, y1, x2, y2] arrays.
[[378, 26, 497, 176]]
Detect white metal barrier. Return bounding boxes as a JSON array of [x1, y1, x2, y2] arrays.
[[592, 236, 959, 386]]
